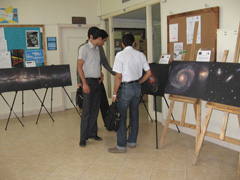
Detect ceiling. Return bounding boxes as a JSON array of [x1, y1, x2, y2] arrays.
[[115, 4, 160, 21]]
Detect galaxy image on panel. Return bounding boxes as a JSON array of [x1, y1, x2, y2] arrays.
[[39, 65, 72, 88], [0, 65, 72, 93], [204, 62, 240, 107], [164, 61, 211, 99], [141, 63, 170, 96]]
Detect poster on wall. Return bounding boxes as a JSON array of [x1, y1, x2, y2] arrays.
[[26, 30, 39, 49], [26, 50, 44, 63], [0, 6, 18, 23]]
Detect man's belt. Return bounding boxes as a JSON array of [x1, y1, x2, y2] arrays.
[[121, 80, 139, 85]]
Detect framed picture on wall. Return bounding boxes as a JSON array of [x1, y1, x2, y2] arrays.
[[26, 30, 39, 49]]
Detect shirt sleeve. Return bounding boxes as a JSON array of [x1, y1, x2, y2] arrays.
[[99, 46, 115, 75], [141, 53, 150, 71], [78, 45, 86, 60], [112, 53, 123, 74]]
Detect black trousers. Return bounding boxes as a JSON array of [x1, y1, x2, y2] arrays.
[[100, 82, 110, 125], [80, 79, 101, 141]]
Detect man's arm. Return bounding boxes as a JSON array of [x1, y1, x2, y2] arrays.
[[112, 72, 122, 102], [78, 59, 90, 94], [139, 69, 152, 84], [99, 46, 116, 75]]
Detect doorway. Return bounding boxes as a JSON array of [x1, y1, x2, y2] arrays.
[[59, 25, 89, 109], [104, 3, 162, 113]]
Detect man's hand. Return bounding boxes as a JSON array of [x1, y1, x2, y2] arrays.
[[99, 72, 104, 84], [83, 83, 90, 94], [112, 96, 117, 102]]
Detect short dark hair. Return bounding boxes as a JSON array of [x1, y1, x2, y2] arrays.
[[88, 26, 99, 39], [122, 33, 135, 47], [92, 29, 109, 40]]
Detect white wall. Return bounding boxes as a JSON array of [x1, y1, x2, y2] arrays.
[[101, 0, 240, 151], [0, 0, 101, 119]]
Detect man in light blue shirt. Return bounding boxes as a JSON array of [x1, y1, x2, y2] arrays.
[[78, 29, 108, 147]]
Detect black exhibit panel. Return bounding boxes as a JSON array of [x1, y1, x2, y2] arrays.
[[204, 62, 240, 107], [164, 61, 212, 99], [141, 63, 170, 96], [39, 65, 72, 88], [0, 65, 72, 93], [164, 61, 240, 108]]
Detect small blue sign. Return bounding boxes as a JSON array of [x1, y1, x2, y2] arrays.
[[25, 50, 44, 63]]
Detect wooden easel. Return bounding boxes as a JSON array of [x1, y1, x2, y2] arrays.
[[192, 23, 240, 180], [160, 22, 202, 148]]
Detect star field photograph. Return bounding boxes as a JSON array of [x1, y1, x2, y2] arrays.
[[204, 62, 240, 107], [164, 61, 212, 99]]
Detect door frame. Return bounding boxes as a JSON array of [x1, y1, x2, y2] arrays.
[[57, 24, 98, 108]]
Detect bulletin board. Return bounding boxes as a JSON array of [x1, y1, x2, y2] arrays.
[[167, 7, 219, 62], [0, 24, 46, 66]]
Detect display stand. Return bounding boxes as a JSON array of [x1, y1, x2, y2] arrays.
[[140, 94, 153, 122], [62, 87, 81, 117], [192, 102, 240, 165], [1, 91, 24, 130], [34, 86, 81, 124], [160, 22, 202, 148], [192, 23, 240, 180], [33, 88, 55, 124], [160, 95, 201, 148]]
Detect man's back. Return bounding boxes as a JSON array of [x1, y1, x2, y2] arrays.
[[113, 46, 149, 82]]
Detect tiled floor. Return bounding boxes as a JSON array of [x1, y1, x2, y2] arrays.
[[0, 103, 239, 180]]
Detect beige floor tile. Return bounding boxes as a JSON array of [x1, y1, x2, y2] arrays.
[[151, 170, 186, 180], [78, 164, 119, 180], [0, 104, 238, 180], [115, 166, 152, 180], [187, 172, 223, 180]]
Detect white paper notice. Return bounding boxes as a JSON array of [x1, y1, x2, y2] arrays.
[[0, 27, 5, 40], [169, 23, 178, 42], [186, 16, 201, 44], [0, 52, 12, 69], [196, 49, 211, 62], [0, 40, 7, 53], [159, 55, 171, 64], [174, 42, 183, 60]]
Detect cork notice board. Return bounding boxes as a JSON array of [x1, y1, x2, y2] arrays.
[[167, 7, 219, 62]]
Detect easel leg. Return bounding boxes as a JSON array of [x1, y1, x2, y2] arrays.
[[62, 87, 81, 117], [195, 100, 201, 145], [22, 91, 24, 117], [163, 96, 180, 133], [238, 114, 240, 128], [192, 107, 213, 165], [1, 92, 24, 130], [154, 96, 158, 149], [238, 153, 240, 180], [160, 100, 175, 149], [33, 89, 55, 124], [140, 94, 153, 122], [51, 87, 53, 113]]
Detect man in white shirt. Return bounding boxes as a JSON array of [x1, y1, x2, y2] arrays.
[[108, 34, 151, 153]]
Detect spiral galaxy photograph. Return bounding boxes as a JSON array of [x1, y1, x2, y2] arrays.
[[164, 61, 211, 99]]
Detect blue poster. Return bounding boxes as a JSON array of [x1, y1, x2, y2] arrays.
[[25, 50, 44, 63], [0, 6, 18, 23]]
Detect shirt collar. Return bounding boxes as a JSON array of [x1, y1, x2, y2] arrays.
[[124, 46, 134, 51], [88, 41, 99, 50]]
